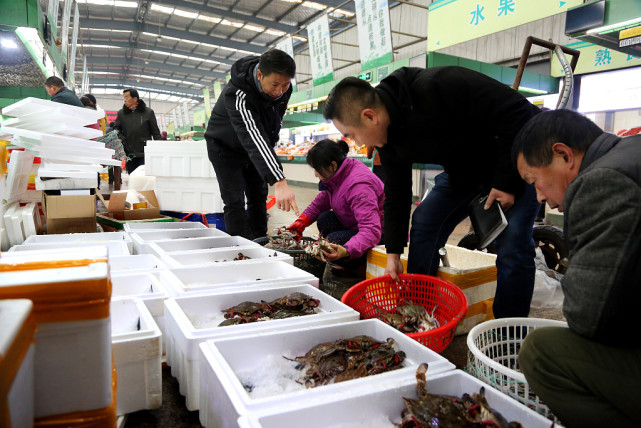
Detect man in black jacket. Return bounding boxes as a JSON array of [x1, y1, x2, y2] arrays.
[[113, 88, 161, 174], [44, 76, 83, 107], [514, 110, 641, 427], [205, 49, 298, 239], [323, 67, 541, 318]]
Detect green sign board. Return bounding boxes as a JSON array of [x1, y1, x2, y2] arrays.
[[551, 41, 641, 76]]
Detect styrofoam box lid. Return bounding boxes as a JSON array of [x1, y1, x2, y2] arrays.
[[4, 149, 33, 204], [23, 232, 133, 253], [3, 111, 102, 133], [1, 97, 103, 123], [109, 254, 166, 273], [163, 261, 318, 294], [9, 241, 130, 256], [199, 319, 455, 410], [0, 245, 109, 265], [149, 236, 259, 253], [124, 221, 207, 232], [165, 283, 358, 341], [111, 297, 161, 341], [242, 370, 552, 428], [0, 262, 108, 286], [110, 271, 173, 316], [162, 247, 292, 268], [131, 228, 228, 242], [0, 299, 33, 354]]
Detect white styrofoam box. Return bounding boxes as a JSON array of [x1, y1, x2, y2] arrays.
[[3, 115, 103, 139], [111, 297, 162, 416], [144, 140, 215, 178], [164, 283, 359, 411], [110, 271, 175, 354], [0, 245, 108, 265], [109, 254, 166, 273], [5, 149, 33, 204], [0, 263, 112, 418], [3, 203, 25, 246], [146, 236, 259, 257], [163, 261, 319, 295], [20, 202, 40, 237], [124, 221, 207, 232], [162, 246, 292, 268], [197, 319, 455, 428], [241, 370, 552, 428], [23, 231, 133, 254], [9, 240, 130, 256], [154, 176, 223, 213], [0, 299, 35, 428], [1, 97, 103, 124], [130, 228, 228, 254]]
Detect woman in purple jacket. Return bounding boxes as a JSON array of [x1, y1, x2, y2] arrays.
[[287, 139, 385, 270]]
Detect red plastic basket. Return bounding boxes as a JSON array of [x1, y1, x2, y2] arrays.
[[341, 274, 468, 353]]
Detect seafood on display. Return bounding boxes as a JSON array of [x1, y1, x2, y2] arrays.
[[377, 299, 440, 333], [265, 227, 305, 250], [217, 292, 320, 327], [396, 363, 524, 428], [214, 252, 252, 262], [285, 335, 406, 388], [304, 236, 334, 261]]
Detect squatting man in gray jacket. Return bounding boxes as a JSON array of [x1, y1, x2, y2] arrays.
[[512, 109, 641, 428]]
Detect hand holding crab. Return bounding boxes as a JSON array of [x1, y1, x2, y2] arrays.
[[321, 243, 349, 262]]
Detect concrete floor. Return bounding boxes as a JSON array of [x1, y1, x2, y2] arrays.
[[121, 182, 562, 427]]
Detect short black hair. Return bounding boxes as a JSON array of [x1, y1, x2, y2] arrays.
[[323, 77, 380, 126], [80, 96, 92, 107], [83, 94, 97, 105], [45, 76, 64, 88], [512, 109, 604, 167], [306, 139, 349, 174], [123, 88, 139, 99], [258, 49, 296, 78]]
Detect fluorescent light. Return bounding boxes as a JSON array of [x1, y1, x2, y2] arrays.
[[266, 29, 286, 36], [292, 35, 307, 41], [333, 8, 355, 18], [82, 44, 122, 48], [199, 15, 221, 24], [174, 9, 199, 19], [1, 39, 18, 49], [586, 17, 641, 35], [150, 4, 174, 14], [78, 0, 138, 8], [244, 24, 264, 32], [302, 1, 327, 10], [518, 86, 548, 95], [139, 48, 224, 65], [80, 27, 131, 33]]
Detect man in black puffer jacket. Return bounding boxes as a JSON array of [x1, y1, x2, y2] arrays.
[[514, 109, 641, 428], [113, 88, 161, 174], [205, 49, 298, 239]]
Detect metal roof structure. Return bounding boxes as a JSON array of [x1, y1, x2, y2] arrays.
[[43, 0, 430, 105]]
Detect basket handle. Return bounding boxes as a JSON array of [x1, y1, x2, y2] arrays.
[[180, 212, 209, 227]]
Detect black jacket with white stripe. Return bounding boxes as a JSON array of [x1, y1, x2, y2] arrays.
[[205, 56, 292, 185]]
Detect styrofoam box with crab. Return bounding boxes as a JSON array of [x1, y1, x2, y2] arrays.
[[143, 236, 259, 259], [160, 246, 292, 269], [236, 369, 553, 428], [129, 228, 228, 254], [197, 319, 456, 428], [164, 283, 359, 411]]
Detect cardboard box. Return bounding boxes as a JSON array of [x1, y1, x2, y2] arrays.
[[44, 192, 96, 234], [96, 190, 173, 231]]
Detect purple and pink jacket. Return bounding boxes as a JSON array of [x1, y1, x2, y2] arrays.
[[302, 157, 385, 259]]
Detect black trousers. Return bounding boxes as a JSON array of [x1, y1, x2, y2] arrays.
[[125, 156, 144, 174], [208, 147, 268, 239]]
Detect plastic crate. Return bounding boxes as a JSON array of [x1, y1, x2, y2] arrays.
[[467, 317, 568, 420], [341, 274, 467, 353], [161, 211, 226, 232], [253, 236, 326, 280]]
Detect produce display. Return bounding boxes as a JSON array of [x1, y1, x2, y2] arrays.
[[285, 335, 405, 388], [396, 363, 524, 428], [218, 292, 320, 327], [376, 299, 440, 333]]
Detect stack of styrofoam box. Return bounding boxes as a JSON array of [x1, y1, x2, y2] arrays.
[[0, 299, 36, 428], [8, 239, 130, 256], [144, 236, 259, 260], [109, 253, 167, 274], [110, 297, 162, 416], [162, 245, 293, 269], [238, 369, 553, 428], [21, 231, 133, 253], [128, 227, 229, 254], [123, 221, 208, 233], [144, 140, 223, 213], [0, 98, 121, 190], [164, 283, 359, 411], [197, 319, 456, 428], [0, 246, 116, 426]]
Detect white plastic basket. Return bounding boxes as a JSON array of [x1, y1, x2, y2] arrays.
[[466, 317, 567, 420]]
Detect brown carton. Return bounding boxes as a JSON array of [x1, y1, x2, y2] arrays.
[[96, 190, 172, 231], [44, 193, 97, 234]]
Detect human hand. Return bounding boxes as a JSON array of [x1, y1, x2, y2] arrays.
[[367, 146, 375, 159], [274, 179, 300, 215], [286, 213, 312, 241], [485, 188, 515, 211], [384, 253, 404, 282], [321, 243, 349, 262]]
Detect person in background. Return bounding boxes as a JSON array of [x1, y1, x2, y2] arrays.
[[44, 76, 83, 107], [512, 109, 641, 428], [80, 96, 101, 132], [205, 49, 298, 239], [323, 68, 541, 319], [82, 94, 107, 135], [161, 131, 168, 140], [113, 88, 161, 174], [287, 139, 384, 274]]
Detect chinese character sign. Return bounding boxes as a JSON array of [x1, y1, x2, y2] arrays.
[[551, 41, 641, 77], [182, 102, 191, 127], [213, 81, 223, 102], [69, 3, 79, 85], [274, 37, 297, 90], [428, 0, 583, 52], [203, 87, 211, 119], [60, 0, 73, 64], [307, 14, 334, 85], [172, 109, 179, 130], [355, 0, 393, 70]]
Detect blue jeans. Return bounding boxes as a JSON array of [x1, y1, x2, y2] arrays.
[[407, 172, 540, 318], [317, 211, 364, 270]]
